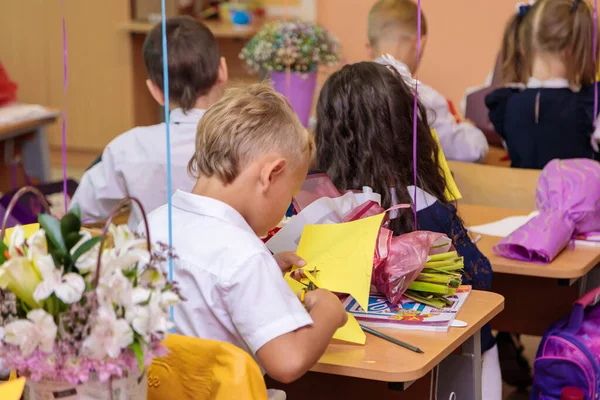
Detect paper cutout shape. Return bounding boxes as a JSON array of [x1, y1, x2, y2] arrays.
[[431, 129, 462, 201], [0, 377, 25, 400], [333, 313, 365, 344], [284, 273, 366, 344], [295, 213, 385, 310], [3, 223, 40, 245]]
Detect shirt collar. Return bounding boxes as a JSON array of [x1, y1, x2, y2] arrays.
[[171, 190, 254, 233], [374, 54, 413, 76], [526, 77, 571, 89], [170, 108, 206, 125]]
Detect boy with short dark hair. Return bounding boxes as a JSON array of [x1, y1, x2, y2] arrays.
[[146, 83, 347, 387], [72, 17, 227, 229]]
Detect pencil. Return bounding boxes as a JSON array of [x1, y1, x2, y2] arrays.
[[360, 324, 424, 354]]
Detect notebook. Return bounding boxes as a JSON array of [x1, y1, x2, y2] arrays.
[[344, 285, 472, 332]]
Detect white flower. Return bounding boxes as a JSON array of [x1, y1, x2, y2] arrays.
[[160, 291, 181, 308], [131, 287, 151, 304], [96, 268, 133, 307], [33, 254, 85, 304], [8, 226, 25, 258], [26, 229, 48, 261], [125, 290, 172, 341], [3, 309, 57, 356], [110, 225, 133, 249], [97, 225, 151, 274], [70, 230, 100, 274], [139, 267, 166, 290], [82, 306, 133, 360]]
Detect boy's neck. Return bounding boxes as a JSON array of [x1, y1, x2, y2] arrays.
[[192, 175, 252, 226], [531, 52, 568, 81], [169, 85, 224, 111], [194, 85, 224, 110]]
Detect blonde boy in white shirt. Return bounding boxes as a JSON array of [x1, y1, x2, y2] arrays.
[[71, 17, 228, 230], [368, 0, 489, 162], [146, 84, 347, 384]]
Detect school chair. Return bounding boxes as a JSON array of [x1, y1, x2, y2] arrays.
[[448, 160, 540, 210], [147, 335, 269, 400]]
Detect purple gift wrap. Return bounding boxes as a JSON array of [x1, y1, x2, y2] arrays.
[[494, 159, 600, 263]]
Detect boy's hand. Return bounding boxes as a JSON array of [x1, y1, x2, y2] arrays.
[[302, 289, 348, 327], [273, 251, 306, 275]]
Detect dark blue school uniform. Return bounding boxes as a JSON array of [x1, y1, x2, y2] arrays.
[[485, 83, 599, 169], [417, 199, 495, 352]]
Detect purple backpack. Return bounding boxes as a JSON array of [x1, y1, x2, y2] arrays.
[[531, 288, 600, 399]]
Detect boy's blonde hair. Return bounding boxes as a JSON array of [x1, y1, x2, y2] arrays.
[[188, 83, 313, 183], [368, 0, 427, 50]]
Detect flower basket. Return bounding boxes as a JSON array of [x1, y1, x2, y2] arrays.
[[23, 373, 147, 400], [239, 20, 341, 126], [0, 187, 183, 399]]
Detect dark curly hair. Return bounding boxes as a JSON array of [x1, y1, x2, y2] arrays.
[[315, 61, 449, 234]]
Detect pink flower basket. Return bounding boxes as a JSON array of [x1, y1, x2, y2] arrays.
[[24, 373, 147, 400]]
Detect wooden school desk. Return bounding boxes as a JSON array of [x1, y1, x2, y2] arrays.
[[459, 204, 600, 335], [0, 111, 58, 191], [481, 146, 510, 168], [269, 291, 504, 400]]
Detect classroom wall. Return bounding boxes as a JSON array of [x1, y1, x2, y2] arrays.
[[0, 1, 133, 167], [317, 0, 519, 106]]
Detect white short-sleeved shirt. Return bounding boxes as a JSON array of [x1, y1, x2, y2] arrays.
[[71, 108, 205, 230], [375, 56, 489, 163], [145, 190, 313, 366]]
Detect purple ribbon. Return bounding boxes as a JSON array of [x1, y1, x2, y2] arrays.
[[412, 0, 421, 228], [61, 0, 68, 214]]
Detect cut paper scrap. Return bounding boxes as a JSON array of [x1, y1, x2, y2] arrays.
[[295, 213, 385, 310], [431, 129, 462, 201], [3, 223, 40, 245], [284, 273, 366, 344], [0, 377, 25, 400], [467, 212, 539, 238]]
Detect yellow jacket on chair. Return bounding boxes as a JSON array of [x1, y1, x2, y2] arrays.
[[147, 335, 268, 400]]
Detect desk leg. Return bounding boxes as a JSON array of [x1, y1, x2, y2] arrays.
[[436, 330, 482, 400], [22, 127, 51, 182], [581, 265, 600, 296]]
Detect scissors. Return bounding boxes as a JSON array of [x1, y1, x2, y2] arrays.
[[298, 267, 319, 303]]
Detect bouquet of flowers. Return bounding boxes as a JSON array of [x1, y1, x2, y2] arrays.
[[0, 192, 183, 398], [239, 20, 341, 73]]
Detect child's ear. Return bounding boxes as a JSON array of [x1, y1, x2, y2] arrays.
[[366, 42, 375, 59], [217, 57, 229, 87], [420, 35, 428, 54], [146, 79, 165, 106], [260, 158, 287, 192]]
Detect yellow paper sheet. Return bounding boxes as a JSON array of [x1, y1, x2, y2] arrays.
[[0, 377, 25, 400], [284, 274, 366, 344], [3, 223, 40, 245], [296, 214, 384, 310], [431, 129, 462, 201], [334, 313, 366, 344]]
